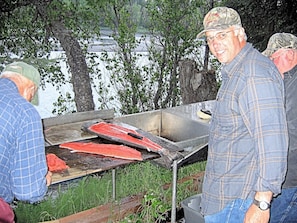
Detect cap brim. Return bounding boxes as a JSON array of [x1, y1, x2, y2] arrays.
[[197, 29, 218, 39], [196, 25, 233, 39], [262, 48, 274, 57], [197, 30, 206, 39]]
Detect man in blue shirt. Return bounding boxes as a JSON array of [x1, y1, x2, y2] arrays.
[[0, 61, 52, 222], [263, 33, 297, 223], [197, 7, 288, 223]]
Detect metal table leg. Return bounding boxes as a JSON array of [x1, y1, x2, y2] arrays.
[[112, 169, 116, 200], [171, 160, 178, 223]]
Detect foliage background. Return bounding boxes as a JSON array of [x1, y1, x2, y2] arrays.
[[1, 0, 296, 116], [1, 0, 296, 221]]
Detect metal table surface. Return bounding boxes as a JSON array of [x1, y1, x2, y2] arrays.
[[42, 102, 212, 222]]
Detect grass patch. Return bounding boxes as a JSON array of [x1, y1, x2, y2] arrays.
[[14, 160, 206, 222]]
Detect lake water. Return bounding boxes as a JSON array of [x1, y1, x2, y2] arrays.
[[34, 30, 158, 119], [35, 49, 150, 119], [33, 32, 205, 119]]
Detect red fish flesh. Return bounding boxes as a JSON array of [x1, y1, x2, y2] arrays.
[[87, 122, 164, 153], [46, 153, 69, 172], [59, 142, 143, 161]]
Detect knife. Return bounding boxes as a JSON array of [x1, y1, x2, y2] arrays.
[[110, 126, 144, 140]]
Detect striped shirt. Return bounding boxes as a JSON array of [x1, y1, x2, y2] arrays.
[[0, 78, 47, 203], [201, 43, 288, 216]]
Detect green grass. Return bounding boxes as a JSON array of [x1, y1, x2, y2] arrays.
[[14, 161, 206, 223]]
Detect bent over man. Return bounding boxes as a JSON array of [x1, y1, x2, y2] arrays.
[[0, 61, 52, 222]]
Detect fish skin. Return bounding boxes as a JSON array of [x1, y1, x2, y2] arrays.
[[83, 121, 184, 168], [88, 122, 163, 153], [59, 142, 143, 161]]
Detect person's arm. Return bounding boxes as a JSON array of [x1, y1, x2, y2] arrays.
[[254, 191, 273, 204], [241, 73, 288, 222], [244, 191, 272, 223], [12, 108, 48, 203]]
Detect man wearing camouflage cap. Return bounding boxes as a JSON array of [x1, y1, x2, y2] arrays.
[[197, 7, 288, 223], [263, 33, 297, 223], [0, 61, 52, 222]]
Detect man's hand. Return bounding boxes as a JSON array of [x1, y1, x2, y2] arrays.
[[244, 203, 270, 223], [46, 171, 52, 186], [244, 191, 272, 223]]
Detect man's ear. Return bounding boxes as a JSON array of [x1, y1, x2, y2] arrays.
[[23, 85, 36, 102], [286, 49, 295, 61], [234, 27, 246, 41], [238, 28, 246, 40]]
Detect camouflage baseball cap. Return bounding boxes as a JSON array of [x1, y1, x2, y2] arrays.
[[2, 61, 40, 105], [262, 33, 297, 57], [197, 7, 242, 38]]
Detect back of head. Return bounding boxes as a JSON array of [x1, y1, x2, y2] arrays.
[[197, 7, 243, 38], [1, 61, 40, 105], [263, 33, 297, 57]]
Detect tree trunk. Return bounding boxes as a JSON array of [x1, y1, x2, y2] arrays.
[[33, 0, 95, 112], [50, 21, 95, 112], [179, 59, 218, 104]]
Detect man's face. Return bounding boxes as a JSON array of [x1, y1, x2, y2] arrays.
[[206, 28, 244, 64], [270, 49, 291, 76]]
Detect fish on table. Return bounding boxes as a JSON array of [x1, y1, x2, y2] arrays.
[[59, 142, 143, 161]]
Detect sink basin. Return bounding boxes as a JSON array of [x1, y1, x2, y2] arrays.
[[114, 109, 209, 151]]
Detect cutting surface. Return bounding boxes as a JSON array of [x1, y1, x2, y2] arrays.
[[44, 121, 98, 146], [46, 139, 158, 184]]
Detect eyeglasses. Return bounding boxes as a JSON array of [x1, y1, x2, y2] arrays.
[[206, 30, 234, 44]]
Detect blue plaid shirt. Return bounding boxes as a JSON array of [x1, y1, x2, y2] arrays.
[[201, 43, 288, 216], [0, 78, 47, 203]]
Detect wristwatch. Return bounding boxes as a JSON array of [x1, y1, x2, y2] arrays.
[[253, 198, 271, 211]]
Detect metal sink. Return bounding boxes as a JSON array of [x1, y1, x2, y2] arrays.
[[114, 109, 209, 151]]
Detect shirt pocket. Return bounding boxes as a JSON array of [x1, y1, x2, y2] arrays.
[[210, 98, 240, 138]]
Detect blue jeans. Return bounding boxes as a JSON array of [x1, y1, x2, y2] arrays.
[[270, 187, 297, 223], [204, 198, 253, 223]]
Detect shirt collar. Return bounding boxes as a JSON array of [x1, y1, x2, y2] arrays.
[[223, 43, 253, 78], [1, 77, 19, 91], [284, 65, 297, 79]]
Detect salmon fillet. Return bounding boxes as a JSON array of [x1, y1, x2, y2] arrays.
[[88, 122, 163, 153], [59, 142, 143, 161], [46, 153, 69, 172]]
